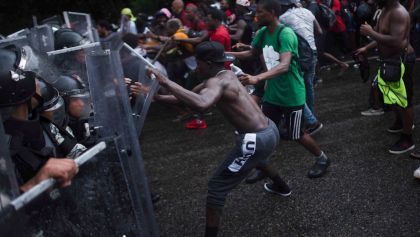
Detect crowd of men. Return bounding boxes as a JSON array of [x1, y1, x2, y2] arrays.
[[1, 0, 420, 236]]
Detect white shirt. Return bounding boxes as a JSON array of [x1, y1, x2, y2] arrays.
[[280, 7, 317, 51]]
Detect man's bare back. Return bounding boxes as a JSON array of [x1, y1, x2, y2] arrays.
[[207, 70, 268, 133], [151, 67, 268, 133]]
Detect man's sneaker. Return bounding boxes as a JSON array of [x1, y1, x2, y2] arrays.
[[245, 169, 266, 184], [305, 122, 323, 136], [361, 108, 384, 116], [414, 166, 420, 179], [308, 153, 330, 178], [263, 182, 291, 197], [185, 118, 207, 129], [387, 124, 415, 134], [388, 138, 415, 154], [410, 149, 420, 159]]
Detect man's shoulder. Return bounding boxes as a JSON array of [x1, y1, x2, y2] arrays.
[[174, 31, 188, 39], [298, 7, 315, 17], [392, 5, 410, 18], [279, 25, 296, 36], [381, 5, 410, 23]]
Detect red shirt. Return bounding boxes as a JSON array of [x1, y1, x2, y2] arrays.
[[208, 25, 232, 68], [208, 25, 231, 52], [330, 0, 346, 32]]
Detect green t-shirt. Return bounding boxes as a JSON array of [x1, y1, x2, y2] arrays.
[[251, 24, 305, 107]]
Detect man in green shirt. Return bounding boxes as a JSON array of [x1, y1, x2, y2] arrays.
[[229, 0, 330, 178]]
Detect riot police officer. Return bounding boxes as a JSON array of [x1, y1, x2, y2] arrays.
[[52, 74, 92, 144], [34, 78, 87, 158], [0, 45, 78, 188]]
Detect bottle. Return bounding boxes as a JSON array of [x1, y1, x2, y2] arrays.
[[230, 63, 245, 76], [230, 63, 255, 94]]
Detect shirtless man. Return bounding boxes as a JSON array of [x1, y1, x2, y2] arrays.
[[355, 0, 416, 155], [149, 41, 290, 237]]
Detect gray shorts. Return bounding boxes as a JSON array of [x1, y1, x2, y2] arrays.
[[207, 119, 280, 209]]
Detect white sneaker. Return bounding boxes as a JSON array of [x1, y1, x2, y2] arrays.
[[414, 167, 420, 179], [361, 108, 384, 116]]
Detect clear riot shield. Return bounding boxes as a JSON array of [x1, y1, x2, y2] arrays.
[[86, 47, 158, 237], [0, 35, 29, 48], [6, 28, 30, 39], [47, 42, 101, 86], [0, 115, 31, 236], [0, 35, 58, 82], [0, 115, 20, 211], [29, 24, 55, 54], [0, 36, 61, 84], [63, 11, 98, 43], [119, 43, 160, 135]]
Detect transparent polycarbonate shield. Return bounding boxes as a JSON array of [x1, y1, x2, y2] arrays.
[[0, 115, 19, 212], [86, 48, 158, 237], [0, 38, 60, 84], [21, 45, 62, 84], [0, 35, 29, 48], [6, 28, 30, 39], [0, 116, 31, 236], [46, 42, 101, 86], [29, 24, 54, 54], [119, 43, 160, 135], [63, 11, 97, 43]]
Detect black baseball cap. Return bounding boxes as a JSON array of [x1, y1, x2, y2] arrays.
[[195, 41, 235, 63]]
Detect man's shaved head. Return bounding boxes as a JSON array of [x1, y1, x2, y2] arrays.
[[172, 0, 184, 14]]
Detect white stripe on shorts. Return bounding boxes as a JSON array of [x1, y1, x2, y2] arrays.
[[291, 109, 302, 140]]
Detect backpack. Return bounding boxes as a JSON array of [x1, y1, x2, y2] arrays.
[[318, 3, 336, 28], [261, 26, 314, 73]]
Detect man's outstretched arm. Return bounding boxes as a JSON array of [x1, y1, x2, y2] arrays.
[[149, 68, 223, 112], [239, 52, 293, 85]]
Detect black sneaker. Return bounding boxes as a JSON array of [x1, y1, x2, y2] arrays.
[[308, 155, 330, 178], [387, 124, 415, 134], [305, 122, 323, 136], [245, 169, 266, 184], [388, 138, 415, 154], [263, 182, 291, 197]]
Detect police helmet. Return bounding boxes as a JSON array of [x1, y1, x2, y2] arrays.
[[36, 78, 64, 112], [54, 28, 88, 50], [0, 45, 36, 108], [53, 74, 88, 99]]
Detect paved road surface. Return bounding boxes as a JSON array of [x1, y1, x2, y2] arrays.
[[141, 62, 420, 237]]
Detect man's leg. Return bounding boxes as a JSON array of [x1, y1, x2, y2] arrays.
[[298, 132, 322, 156], [303, 104, 323, 136], [304, 52, 317, 113], [259, 162, 291, 196], [245, 103, 283, 183], [205, 208, 222, 237], [206, 133, 262, 236], [389, 106, 414, 154], [389, 53, 416, 154], [283, 106, 330, 178], [362, 76, 384, 116]]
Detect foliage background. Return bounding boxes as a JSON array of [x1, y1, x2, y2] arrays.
[[0, 0, 170, 35]]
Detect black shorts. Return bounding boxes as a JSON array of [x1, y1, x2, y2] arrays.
[[262, 102, 304, 140]]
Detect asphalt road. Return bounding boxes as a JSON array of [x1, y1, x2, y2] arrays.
[[141, 61, 420, 237]]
